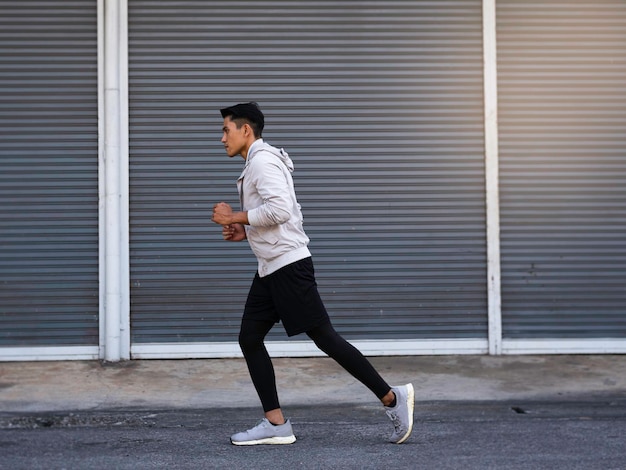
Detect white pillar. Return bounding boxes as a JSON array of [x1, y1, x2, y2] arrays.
[[482, 0, 503, 355], [100, 0, 129, 361], [118, 0, 130, 360]]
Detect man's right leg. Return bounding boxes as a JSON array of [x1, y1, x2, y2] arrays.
[[233, 318, 295, 445], [238, 318, 281, 417]]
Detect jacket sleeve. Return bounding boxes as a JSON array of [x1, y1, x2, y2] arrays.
[[246, 155, 292, 227]]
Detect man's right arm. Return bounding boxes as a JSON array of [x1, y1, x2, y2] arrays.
[[222, 223, 246, 242]]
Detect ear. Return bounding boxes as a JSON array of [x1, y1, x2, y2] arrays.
[[245, 123, 256, 139]]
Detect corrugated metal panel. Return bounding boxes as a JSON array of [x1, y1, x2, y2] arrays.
[[497, 1, 626, 338], [0, 1, 99, 345], [128, 0, 487, 343]]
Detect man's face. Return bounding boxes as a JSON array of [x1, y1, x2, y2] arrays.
[[221, 117, 247, 158]]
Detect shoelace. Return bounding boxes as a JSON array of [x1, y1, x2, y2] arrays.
[[243, 419, 267, 434]]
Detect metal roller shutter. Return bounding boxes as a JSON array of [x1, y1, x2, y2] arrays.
[[497, 1, 626, 338], [0, 1, 99, 346], [129, 0, 487, 343]]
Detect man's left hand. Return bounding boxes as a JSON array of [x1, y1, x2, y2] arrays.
[[212, 202, 233, 225]]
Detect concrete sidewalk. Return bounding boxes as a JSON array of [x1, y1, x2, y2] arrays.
[[1, 355, 625, 413]]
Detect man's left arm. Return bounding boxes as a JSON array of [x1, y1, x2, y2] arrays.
[[212, 202, 248, 226], [246, 158, 292, 227]]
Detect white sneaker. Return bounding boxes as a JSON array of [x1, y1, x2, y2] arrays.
[[385, 383, 415, 444], [230, 418, 296, 446]]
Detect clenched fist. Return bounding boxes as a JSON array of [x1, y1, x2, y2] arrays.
[[212, 202, 233, 225]]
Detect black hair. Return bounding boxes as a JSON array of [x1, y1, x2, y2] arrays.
[[220, 102, 264, 138]]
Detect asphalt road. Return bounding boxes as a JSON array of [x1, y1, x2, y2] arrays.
[[1, 399, 625, 470]]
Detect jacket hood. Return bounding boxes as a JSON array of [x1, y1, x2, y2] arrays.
[[248, 140, 294, 173]]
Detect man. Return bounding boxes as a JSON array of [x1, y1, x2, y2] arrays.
[[212, 102, 414, 446]]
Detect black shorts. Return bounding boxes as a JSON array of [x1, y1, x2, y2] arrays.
[[243, 257, 330, 336]]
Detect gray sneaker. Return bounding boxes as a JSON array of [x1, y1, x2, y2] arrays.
[[385, 383, 415, 444], [230, 418, 296, 446]]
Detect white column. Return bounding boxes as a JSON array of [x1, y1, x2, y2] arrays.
[[482, 0, 503, 355], [100, 0, 129, 361], [118, 0, 130, 361]]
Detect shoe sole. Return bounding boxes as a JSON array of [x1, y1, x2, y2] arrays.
[[395, 383, 415, 444], [231, 435, 296, 446]]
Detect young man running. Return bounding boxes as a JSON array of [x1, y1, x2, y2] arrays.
[[212, 102, 414, 445]]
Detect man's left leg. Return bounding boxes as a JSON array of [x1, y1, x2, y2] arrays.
[[306, 321, 415, 444]]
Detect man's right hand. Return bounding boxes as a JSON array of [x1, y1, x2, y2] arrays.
[[222, 223, 246, 242]]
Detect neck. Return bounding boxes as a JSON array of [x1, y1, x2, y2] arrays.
[[243, 138, 262, 160]]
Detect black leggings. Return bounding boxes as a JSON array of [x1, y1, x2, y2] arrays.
[[239, 319, 392, 412]]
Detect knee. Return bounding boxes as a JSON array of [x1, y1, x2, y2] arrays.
[[239, 331, 260, 353], [306, 322, 338, 351], [239, 323, 267, 354]]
